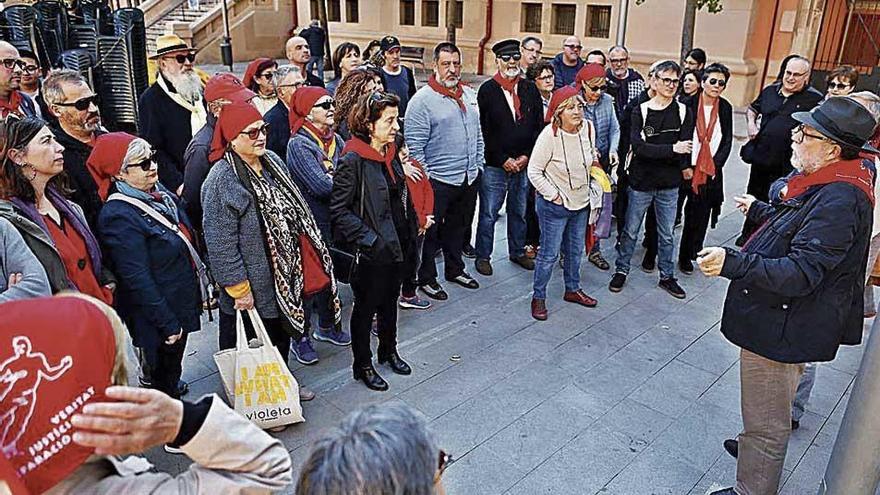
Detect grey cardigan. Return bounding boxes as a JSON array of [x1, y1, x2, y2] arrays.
[[201, 151, 285, 317], [0, 216, 50, 302]]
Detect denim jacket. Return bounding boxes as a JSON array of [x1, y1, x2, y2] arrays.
[[404, 85, 484, 186], [582, 92, 620, 162]]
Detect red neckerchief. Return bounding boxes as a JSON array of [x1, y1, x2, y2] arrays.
[[302, 121, 334, 149], [342, 137, 398, 183], [0, 91, 23, 117], [784, 158, 875, 206], [692, 93, 720, 194], [428, 74, 466, 112], [492, 72, 522, 121]]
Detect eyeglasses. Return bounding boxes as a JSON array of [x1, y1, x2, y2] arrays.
[[564, 44, 582, 51], [586, 83, 607, 92], [22, 64, 39, 74], [827, 81, 851, 90], [313, 99, 335, 110], [705, 77, 727, 87], [126, 158, 157, 172], [536, 74, 555, 82], [791, 124, 832, 144], [500, 53, 522, 62], [0, 58, 25, 71], [522, 46, 542, 55], [277, 81, 305, 89], [55, 94, 99, 111], [165, 52, 196, 64], [658, 77, 680, 86], [609, 57, 628, 65], [240, 123, 269, 140], [784, 70, 807, 79]]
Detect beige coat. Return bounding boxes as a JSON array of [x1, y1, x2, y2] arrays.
[[47, 395, 293, 494]]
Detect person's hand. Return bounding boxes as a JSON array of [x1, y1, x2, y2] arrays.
[[103, 282, 116, 293], [609, 152, 619, 167], [696, 247, 726, 277], [734, 194, 756, 216], [419, 214, 435, 235], [514, 155, 529, 172], [165, 329, 184, 345], [71, 386, 184, 455], [7, 273, 21, 287], [502, 158, 518, 173], [552, 193, 563, 206], [673, 141, 693, 154], [682, 167, 694, 180], [234, 291, 255, 310], [779, 186, 788, 199], [401, 159, 423, 181]]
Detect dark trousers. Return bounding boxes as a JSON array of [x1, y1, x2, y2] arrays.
[[644, 203, 658, 260], [303, 289, 335, 332], [741, 167, 784, 238], [401, 236, 424, 297], [679, 188, 713, 263], [418, 176, 480, 284], [526, 184, 541, 246], [150, 335, 188, 399], [218, 310, 292, 363], [351, 261, 405, 370]]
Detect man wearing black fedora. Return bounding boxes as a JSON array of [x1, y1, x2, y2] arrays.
[[697, 96, 877, 495]]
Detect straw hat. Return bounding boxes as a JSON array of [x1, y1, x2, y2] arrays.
[[150, 33, 194, 59]]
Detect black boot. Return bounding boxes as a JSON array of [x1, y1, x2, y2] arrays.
[[353, 365, 389, 391], [378, 352, 412, 375]]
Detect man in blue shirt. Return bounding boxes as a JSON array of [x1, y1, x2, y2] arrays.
[[405, 42, 484, 300], [379, 36, 417, 117]]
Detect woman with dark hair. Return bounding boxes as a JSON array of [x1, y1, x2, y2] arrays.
[[327, 42, 362, 95], [89, 133, 204, 399], [334, 68, 383, 140], [825, 64, 859, 97], [242, 58, 279, 115], [0, 116, 114, 302], [330, 91, 416, 391], [202, 102, 341, 403], [680, 69, 702, 101]]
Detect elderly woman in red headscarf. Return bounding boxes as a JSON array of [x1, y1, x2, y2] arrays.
[[88, 132, 206, 399], [201, 102, 340, 403], [242, 57, 279, 115], [285, 87, 350, 359]]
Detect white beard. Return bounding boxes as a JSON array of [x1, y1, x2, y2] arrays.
[[503, 67, 520, 78], [442, 77, 460, 89], [166, 71, 203, 103]]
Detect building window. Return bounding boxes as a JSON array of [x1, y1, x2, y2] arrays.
[[345, 0, 358, 23], [309, 0, 318, 19], [422, 0, 439, 27], [586, 5, 611, 38], [452, 0, 463, 28], [400, 0, 415, 25], [521, 3, 542, 33], [327, 0, 341, 22], [551, 3, 576, 35]]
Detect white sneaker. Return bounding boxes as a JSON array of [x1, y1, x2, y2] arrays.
[[164, 444, 184, 455]]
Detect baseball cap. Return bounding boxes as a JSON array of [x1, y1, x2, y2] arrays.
[[380, 35, 401, 52]]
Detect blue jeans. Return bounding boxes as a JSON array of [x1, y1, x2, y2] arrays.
[[306, 55, 325, 80], [615, 187, 678, 279], [532, 196, 588, 299], [475, 166, 528, 260]]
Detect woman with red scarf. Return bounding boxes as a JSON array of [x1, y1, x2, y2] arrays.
[[0, 116, 114, 302], [285, 86, 351, 361], [330, 91, 417, 391], [678, 63, 734, 274], [242, 57, 278, 115]]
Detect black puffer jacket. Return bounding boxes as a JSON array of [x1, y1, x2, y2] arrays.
[[719, 168, 873, 363]]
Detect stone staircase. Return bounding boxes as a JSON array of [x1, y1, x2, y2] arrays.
[[145, 0, 219, 53]]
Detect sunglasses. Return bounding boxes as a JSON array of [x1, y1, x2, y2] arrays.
[[586, 83, 607, 92], [313, 99, 335, 110], [56, 94, 99, 111], [564, 44, 583, 51], [0, 58, 25, 71], [500, 53, 522, 62], [166, 52, 196, 64], [259, 72, 275, 81], [827, 81, 851, 90], [705, 77, 727, 87], [240, 123, 269, 140], [126, 158, 156, 172]]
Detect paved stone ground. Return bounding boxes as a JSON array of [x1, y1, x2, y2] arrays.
[[137, 115, 874, 494]]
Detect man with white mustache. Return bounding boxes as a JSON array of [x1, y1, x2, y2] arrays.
[[138, 34, 208, 193], [404, 42, 484, 301], [474, 39, 544, 277]]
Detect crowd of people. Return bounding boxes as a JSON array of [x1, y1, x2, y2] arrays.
[[0, 19, 879, 494]]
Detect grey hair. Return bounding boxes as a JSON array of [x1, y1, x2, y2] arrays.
[[122, 138, 153, 168], [608, 45, 629, 56], [849, 91, 880, 123], [296, 403, 439, 495], [648, 59, 676, 77], [43, 69, 89, 105], [273, 65, 301, 91], [521, 36, 542, 50]]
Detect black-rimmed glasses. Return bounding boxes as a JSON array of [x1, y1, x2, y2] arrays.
[[166, 52, 196, 64], [0, 58, 25, 71]]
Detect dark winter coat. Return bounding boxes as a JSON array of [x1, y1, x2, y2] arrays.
[[264, 100, 291, 160], [719, 172, 873, 363], [181, 115, 215, 234], [51, 124, 105, 230], [477, 78, 544, 169], [0, 200, 69, 293], [138, 80, 199, 191]]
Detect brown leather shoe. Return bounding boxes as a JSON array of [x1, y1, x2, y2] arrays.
[[563, 289, 598, 308], [531, 298, 548, 320], [299, 385, 316, 401]]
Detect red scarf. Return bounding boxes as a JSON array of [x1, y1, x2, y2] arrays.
[[427, 74, 466, 112], [692, 94, 720, 194], [302, 121, 334, 149], [492, 72, 522, 121], [0, 90, 23, 118], [342, 137, 398, 183], [784, 158, 875, 206]]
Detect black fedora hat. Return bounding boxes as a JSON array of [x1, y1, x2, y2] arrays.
[[793, 97, 879, 154]]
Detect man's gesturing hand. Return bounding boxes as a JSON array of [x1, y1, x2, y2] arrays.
[[697, 247, 726, 277], [72, 386, 184, 455]]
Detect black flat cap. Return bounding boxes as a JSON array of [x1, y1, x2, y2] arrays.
[[492, 39, 520, 57]]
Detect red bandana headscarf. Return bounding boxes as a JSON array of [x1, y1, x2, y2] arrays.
[[783, 158, 875, 206], [545, 85, 581, 136], [241, 58, 276, 92], [574, 63, 606, 88], [492, 72, 522, 121], [289, 87, 332, 142], [342, 137, 398, 183], [86, 132, 137, 202], [209, 101, 263, 162], [427, 74, 467, 112], [0, 296, 117, 494], [691, 93, 720, 194]]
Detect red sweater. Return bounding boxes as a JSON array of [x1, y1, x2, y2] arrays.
[[44, 216, 112, 305]]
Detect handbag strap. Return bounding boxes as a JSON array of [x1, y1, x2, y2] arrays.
[[235, 310, 250, 351], [246, 308, 276, 350]]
